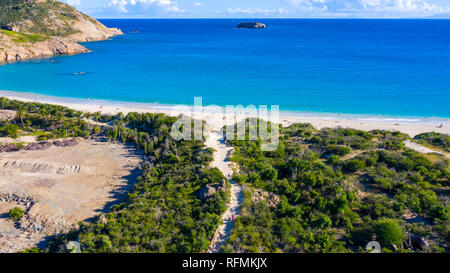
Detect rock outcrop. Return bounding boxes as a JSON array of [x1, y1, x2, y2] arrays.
[[1, 23, 20, 32], [196, 179, 228, 201], [0, 110, 17, 121], [0, 36, 89, 63], [236, 22, 266, 29], [0, 0, 123, 63], [0, 139, 79, 153], [252, 188, 280, 207]]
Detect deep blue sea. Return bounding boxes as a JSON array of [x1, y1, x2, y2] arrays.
[[1, 19, 450, 119]]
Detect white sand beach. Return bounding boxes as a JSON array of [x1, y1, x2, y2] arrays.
[[1, 91, 449, 137]]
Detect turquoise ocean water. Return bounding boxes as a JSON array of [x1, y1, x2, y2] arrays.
[[1, 19, 449, 120]]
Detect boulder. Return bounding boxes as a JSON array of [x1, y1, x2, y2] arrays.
[[53, 139, 78, 147], [196, 179, 228, 201], [99, 215, 108, 225], [405, 233, 429, 250], [24, 142, 52, 151], [252, 188, 280, 207], [197, 185, 217, 201], [0, 110, 17, 121], [66, 241, 81, 253], [0, 144, 19, 153], [1, 23, 20, 32]]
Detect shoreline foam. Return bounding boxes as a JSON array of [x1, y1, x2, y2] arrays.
[[1, 90, 449, 137]]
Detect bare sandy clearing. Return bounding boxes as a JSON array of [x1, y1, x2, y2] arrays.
[[0, 138, 141, 253], [0, 136, 37, 144]]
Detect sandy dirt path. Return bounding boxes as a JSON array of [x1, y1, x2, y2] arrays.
[[204, 128, 243, 253], [404, 140, 449, 158]]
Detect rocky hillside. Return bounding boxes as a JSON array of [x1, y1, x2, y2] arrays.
[[0, 0, 122, 63]]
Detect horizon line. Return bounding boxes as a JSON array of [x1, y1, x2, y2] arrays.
[[95, 17, 450, 20]]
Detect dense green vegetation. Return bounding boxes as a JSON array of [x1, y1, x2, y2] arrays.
[[0, 97, 93, 141], [223, 120, 449, 253], [9, 207, 24, 222], [0, 0, 81, 37]]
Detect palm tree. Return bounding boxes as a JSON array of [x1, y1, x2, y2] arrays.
[[16, 105, 26, 128], [93, 112, 101, 123], [39, 106, 50, 123]]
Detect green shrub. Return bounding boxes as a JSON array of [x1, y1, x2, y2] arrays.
[[372, 219, 404, 248], [19, 247, 41, 253], [9, 207, 24, 221], [327, 155, 342, 166], [326, 145, 351, 156], [343, 159, 366, 172], [429, 204, 448, 220], [0, 124, 19, 138], [351, 226, 373, 246]]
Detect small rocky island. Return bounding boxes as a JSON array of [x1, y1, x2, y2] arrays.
[[236, 22, 266, 29]]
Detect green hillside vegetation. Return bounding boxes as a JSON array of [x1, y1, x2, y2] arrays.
[[0, 0, 83, 37], [222, 120, 449, 253], [0, 29, 47, 43]]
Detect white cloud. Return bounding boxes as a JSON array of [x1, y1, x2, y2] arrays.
[[280, 0, 450, 17], [226, 7, 288, 15], [101, 0, 183, 16], [219, 0, 449, 18], [63, 0, 450, 18], [62, 0, 81, 6]]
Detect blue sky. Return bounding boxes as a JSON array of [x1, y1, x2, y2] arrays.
[[62, 0, 450, 18]]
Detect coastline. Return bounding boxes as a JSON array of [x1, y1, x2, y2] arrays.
[[1, 90, 449, 137]]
